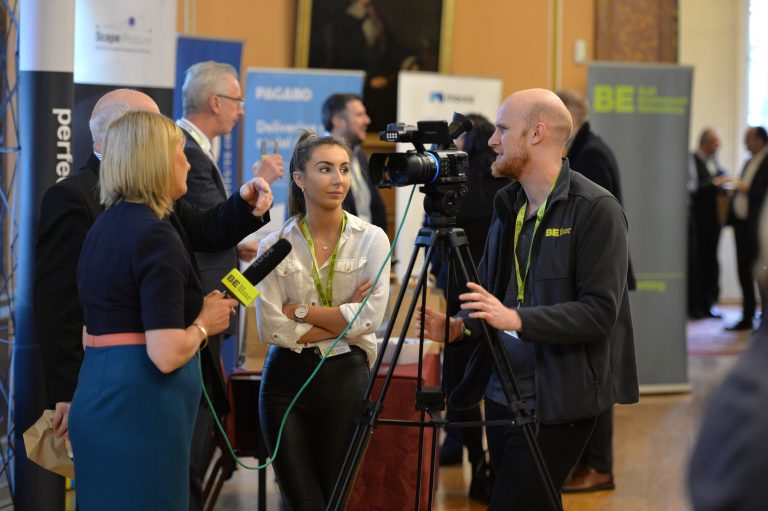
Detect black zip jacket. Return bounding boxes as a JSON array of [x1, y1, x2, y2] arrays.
[[453, 158, 639, 424]]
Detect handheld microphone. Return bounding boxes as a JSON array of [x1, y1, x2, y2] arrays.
[[221, 238, 292, 306]]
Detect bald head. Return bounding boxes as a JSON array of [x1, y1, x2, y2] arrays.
[[489, 89, 573, 182], [503, 89, 573, 149], [698, 127, 721, 157], [89, 89, 160, 152]]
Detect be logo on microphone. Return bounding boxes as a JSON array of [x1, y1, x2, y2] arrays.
[[222, 269, 259, 306]]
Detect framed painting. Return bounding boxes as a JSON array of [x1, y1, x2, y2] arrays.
[[295, 0, 455, 131]]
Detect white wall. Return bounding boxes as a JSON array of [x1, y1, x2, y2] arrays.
[[679, 0, 749, 301], [680, 0, 748, 173]]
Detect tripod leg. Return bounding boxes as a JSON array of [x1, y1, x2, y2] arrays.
[[327, 231, 441, 511]]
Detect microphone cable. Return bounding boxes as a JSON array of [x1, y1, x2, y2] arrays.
[[199, 185, 418, 471]]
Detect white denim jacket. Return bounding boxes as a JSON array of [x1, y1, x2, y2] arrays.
[[255, 213, 390, 366]]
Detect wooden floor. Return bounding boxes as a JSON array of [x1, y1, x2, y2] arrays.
[[212, 305, 751, 511]]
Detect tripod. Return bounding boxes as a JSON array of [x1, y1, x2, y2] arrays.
[[327, 217, 564, 511]]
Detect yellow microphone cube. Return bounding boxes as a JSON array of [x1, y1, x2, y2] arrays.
[[222, 268, 259, 306]]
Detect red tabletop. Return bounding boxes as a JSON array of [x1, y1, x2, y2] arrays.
[[347, 353, 441, 511]]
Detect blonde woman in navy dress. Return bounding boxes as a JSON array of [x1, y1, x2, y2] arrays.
[[69, 111, 239, 510], [256, 131, 390, 510]]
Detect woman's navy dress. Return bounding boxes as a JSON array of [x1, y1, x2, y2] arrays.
[[69, 202, 203, 510]]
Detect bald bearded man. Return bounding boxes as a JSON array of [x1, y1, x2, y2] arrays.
[[420, 89, 639, 509]]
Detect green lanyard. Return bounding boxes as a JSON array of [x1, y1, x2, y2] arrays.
[[513, 187, 553, 305], [300, 213, 347, 307]]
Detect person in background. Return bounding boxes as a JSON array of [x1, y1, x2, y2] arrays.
[[687, 128, 730, 320], [726, 126, 768, 331], [419, 89, 638, 510], [322, 93, 387, 231], [68, 111, 240, 509], [688, 199, 768, 510], [256, 131, 390, 510], [177, 61, 282, 507], [556, 87, 635, 493], [433, 113, 510, 502]]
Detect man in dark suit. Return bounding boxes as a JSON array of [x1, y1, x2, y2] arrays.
[[34, 89, 272, 507], [688, 128, 730, 319], [557, 88, 634, 493], [177, 61, 283, 510], [725, 126, 768, 331], [322, 93, 387, 231]]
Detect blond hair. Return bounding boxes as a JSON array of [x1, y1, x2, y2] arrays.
[[100, 111, 183, 218]]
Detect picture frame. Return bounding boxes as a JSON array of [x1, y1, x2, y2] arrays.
[[295, 0, 455, 131]]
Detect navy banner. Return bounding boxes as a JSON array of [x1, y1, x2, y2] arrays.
[[174, 36, 244, 196]]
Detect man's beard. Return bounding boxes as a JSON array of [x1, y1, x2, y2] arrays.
[[491, 147, 529, 180], [345, 129, 363, 148]]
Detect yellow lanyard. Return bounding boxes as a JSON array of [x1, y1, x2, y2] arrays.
[[513, 187, 553, 305], [300, 213, 347, 307]]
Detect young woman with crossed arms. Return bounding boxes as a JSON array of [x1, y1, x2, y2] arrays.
[[256, 131, 390, 511]]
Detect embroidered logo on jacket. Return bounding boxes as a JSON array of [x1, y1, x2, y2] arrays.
[[545, 227, 572, 237]]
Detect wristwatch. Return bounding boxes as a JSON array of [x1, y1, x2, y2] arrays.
[[294, 304, 309, 323]]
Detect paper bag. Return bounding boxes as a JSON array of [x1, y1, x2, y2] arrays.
[[23, 410, 74, 479]]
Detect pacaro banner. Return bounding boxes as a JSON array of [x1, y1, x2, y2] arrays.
[[588, 62, 693, 391], [242, 68, 364, 235]]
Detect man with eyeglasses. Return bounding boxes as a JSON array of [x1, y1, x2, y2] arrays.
[[178, 60, 281, 511]]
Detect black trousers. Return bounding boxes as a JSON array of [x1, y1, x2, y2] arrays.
[[576, 407, 613, 473], [259, 346, 369, 511], [485, 399, 596, 511], [732, 218, 761, 320], [688, 214, 722, 316]]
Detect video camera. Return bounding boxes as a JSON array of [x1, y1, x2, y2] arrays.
[[368, 114, 472, 225]]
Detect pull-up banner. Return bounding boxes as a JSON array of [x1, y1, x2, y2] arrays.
[[175, 36, 244, 196], [17, 0, 76, 508], [393, 71, 503, 283], [588, 62, 694, 391], [242, 68, 364, 235], [72, 0, 177, 167]]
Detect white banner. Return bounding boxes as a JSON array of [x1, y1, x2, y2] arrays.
[[393, 71, 503, 282], [20, 0, 75, 72], [74, 0, 176, 87]]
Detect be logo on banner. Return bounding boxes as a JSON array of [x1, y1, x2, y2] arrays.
[[592, 85, 689, 116]]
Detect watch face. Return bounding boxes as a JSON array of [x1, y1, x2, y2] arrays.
[[295, 305, 309, 319]]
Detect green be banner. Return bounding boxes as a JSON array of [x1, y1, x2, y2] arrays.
[[588, 63, 693, 391]]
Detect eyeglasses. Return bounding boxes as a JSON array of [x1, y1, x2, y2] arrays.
[[216, 94, 245, 108]]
